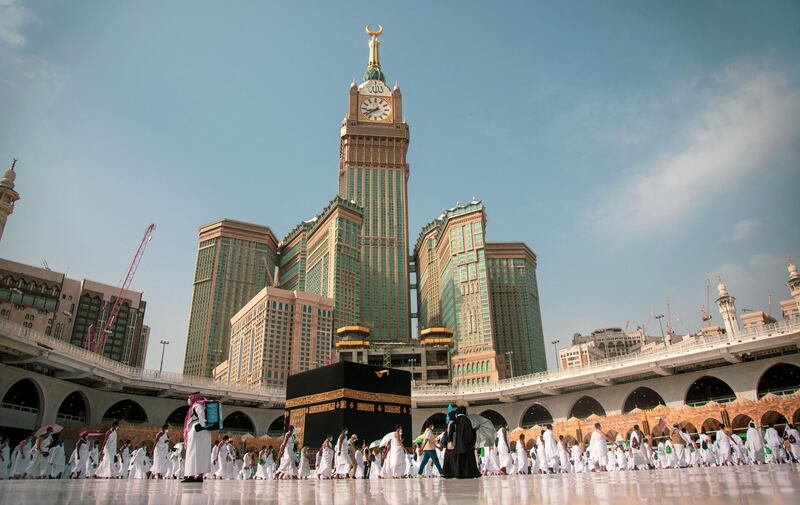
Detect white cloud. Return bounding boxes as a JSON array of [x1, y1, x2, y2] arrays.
[[585, 61, 800, 233], [729, 218, 759, 242], [0, 0, 36, 47], [708, 252, 787, 305]]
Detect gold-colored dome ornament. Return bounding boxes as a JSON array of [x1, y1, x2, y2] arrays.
[[365, 24, 383, 38]]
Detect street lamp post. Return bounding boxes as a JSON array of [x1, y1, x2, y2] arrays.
[[159, 339, 170, 373], [407, 358, 418, 385], [654, 314, 665, 338], [505, 351, 514, 378], [551, 340, 560, 370]]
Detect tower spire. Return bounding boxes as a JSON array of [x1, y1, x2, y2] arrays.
[[364, 25, 386, 82]]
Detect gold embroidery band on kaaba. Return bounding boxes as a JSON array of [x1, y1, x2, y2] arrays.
[[285, 388, 411, 409]]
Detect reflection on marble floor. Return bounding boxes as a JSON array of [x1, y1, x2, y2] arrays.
[[1, 465, 799, 505]]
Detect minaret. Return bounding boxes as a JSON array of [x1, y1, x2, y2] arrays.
[[716, 276, 740, 336], [786, 256, 800, 313], [0, 159, 20, 242]]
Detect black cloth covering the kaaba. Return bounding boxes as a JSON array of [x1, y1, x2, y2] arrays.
[[285, 361, 412, 449]]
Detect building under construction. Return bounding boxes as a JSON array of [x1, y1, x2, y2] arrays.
[[0, 257, 149, 367]]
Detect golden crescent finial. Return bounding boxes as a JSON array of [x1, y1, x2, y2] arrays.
[[366, 24, 383, 37]]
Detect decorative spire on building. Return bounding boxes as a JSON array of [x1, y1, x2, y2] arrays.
[[364, 24, 386, 82], [0, 158, 20, 242], [787, 256, 800, 309], [716, 275, 740, 337]]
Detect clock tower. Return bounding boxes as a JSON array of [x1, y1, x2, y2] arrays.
[[339, 26, 411, 342]]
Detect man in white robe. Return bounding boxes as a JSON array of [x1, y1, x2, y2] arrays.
[[496, 425, 514, 474], [784, 423, 800, 463], [214, 437, 234, 479], [183, 392, 212, 482], [764, 424, 784, 463], [119, 441, 132, 478], [334, 427, 351, 478], [276, 426, 298, 479], [209, 440, 220, 478], [745, 422, 765, 464], [95, 422, 119, 478], [47, 442, 65, 479], [128, 442, 148, 479], [628, 425, 647, 470], [23, 428, 53, 479], [588, 423, 609, 471], [557, 436, 570, 473], [730, 433, 746, 465], [542, 425, 559, 473], [668, 425, 685, 468], [715, 427, 733, 465], [151, 425, 171, 478], [515, 434, 528, 474]]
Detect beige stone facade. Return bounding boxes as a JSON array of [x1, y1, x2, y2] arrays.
[[182, 219, 279, 377], [0, 258, 148, 367], [221, 287, 334, 388]]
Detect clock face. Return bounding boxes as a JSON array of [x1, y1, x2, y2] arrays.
[[360, 96, 391, 121]]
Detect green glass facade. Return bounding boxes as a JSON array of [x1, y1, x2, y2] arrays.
[[339, 165, 409, 341], [486, 249, 547, 376], [183, 221, 278, 377], [279, 197, 363, 334], [415, 202, 547, 383], [71, 293, 145, 365]]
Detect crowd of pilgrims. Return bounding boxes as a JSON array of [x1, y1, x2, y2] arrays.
[[2, 402, 799, 481]]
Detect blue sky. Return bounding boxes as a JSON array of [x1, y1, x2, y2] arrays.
[[1, 1, 798, 373]]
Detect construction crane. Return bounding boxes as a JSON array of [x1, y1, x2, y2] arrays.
[[87, 224, 156, 354], [701, 278, 713, 325]]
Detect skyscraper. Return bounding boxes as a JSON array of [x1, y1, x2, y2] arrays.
[[0, 258, 149, 367], [414, 202, 547, 385], [182, 219, 279, 377], [279, 197, 363, 331], [485, 242, 546, 376], [415, 201, 503, 385], [222, 287, 333, 388], [337, 26, 411, 342]]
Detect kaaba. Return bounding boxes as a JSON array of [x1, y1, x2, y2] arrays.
[[284, 361, 412, 449]]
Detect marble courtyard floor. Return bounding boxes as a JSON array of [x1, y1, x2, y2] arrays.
[[1, 465, 798, 505]]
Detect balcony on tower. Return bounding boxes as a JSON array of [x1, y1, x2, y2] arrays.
[[335, 325, 372, 349]]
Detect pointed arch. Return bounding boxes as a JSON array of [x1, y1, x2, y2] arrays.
[[731, 414, 752, 434], [165, 405, 189, 426], [223, 411, 255, 433], [480, 409, 507, 430], [520, 403, 553, 429], [56, 391, 90, 425], [700, 418, 722, 434], [267, 415, 286, 437], [679, 420, 698, 435], [569, 396, 606, 419], [622, 387, 666, 413], [1, 378, 42, 414], [422, 413, 447, 433], [760, 410, 788, 428], [685, 376, 735, 406], [102, 399, 148, 424], [757, 363, 800, 398]]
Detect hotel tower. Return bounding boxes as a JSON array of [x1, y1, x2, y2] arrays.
[[337, 26, 411, 342]]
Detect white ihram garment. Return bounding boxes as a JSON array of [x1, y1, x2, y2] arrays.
[[184, 404, 211, 477]]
